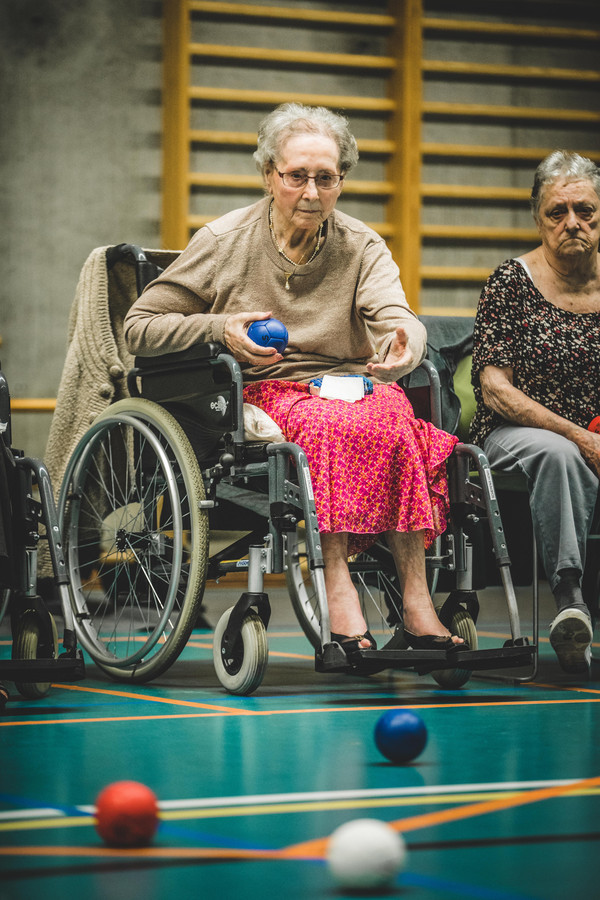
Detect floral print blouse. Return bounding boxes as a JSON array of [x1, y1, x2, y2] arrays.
[[470, 258, 600, 447]]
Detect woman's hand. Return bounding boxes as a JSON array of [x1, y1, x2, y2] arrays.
[[223, 311, 284, 366], [366, 325, 416, 382], [571, 428, 600, 479]]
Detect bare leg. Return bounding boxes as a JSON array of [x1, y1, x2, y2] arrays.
[[385, 529, 464, 644], [321, 532, 372, 648]]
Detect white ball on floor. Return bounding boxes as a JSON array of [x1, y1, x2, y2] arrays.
[[326, 818, 407, 890]]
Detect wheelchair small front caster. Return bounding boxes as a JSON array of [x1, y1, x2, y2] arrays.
[[431, 603, 478, 689], [13, 609, 59, 699], [213, 606, 269, 695]]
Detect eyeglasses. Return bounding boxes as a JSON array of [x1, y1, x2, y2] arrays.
[[277, 170, 344, 190]]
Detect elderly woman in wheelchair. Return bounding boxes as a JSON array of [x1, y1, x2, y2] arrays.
[[123, 102, 465, 664]]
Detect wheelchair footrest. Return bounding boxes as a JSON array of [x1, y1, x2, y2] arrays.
[[450, 645, 536, 672], [0, 652, 86, 683], [315, 644, 536, 676]]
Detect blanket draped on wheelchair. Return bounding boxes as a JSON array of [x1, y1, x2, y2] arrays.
[[243, 380, 458, 554]]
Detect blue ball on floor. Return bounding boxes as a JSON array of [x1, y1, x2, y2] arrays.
[[247, 318, 288, 353], [375, 709, 428, 764]]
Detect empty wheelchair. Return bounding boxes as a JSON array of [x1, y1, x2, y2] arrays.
[[0, 363, 85, 700], [56, 244, 537, 694]]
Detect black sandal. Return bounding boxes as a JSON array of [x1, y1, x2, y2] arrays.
[[330, 631, 378, 653], [403, 630, 467, 651]]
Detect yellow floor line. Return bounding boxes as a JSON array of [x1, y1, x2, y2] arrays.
[[3, 787, 600, 834]]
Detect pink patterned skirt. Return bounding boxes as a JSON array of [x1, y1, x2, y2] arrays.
[[243, 380, 458, 554]]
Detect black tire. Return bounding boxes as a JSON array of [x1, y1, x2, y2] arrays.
[[13, 611, 58, 699], [431, 605, 477, 688], [58, 399, 209, 682]]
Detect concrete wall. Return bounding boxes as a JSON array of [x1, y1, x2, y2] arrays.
[[1, 0, 597, 461], [0, 0, 163, 458]]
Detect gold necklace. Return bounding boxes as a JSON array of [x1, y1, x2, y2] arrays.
[[269, 202, 323, 290]]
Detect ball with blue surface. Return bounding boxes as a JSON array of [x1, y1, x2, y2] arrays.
[[375, 709, 428, 764], [247, 318, 288, 353]]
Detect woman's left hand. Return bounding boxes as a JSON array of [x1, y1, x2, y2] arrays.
[[366, 326, 416, 382]]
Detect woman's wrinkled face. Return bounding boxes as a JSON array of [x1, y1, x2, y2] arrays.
[[265, 133, 343, 232], [536, 178, 600, 261]]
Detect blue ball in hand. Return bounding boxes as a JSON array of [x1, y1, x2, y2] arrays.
[[247, 318, 288, 353]]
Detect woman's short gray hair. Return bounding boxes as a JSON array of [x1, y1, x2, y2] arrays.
[[530, 150, 600, 221], [253, 103, 359, 176]]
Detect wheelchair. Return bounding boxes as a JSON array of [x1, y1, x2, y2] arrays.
[[55, 244, 537, 695], [0, 363, 85, 700]]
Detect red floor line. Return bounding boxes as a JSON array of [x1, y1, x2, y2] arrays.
[[279, 773, 600, 859], [2, 695, 599, 729]]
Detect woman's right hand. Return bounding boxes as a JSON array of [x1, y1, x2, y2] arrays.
[[223, 311, 284, 366]]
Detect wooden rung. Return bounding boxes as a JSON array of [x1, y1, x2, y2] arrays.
[[423, 17, 600, 44], [186, 214, 395, 238], [420, 266, 493, 282], [188, 1, 395, 29], [423, 60, 600, 84], [420, 306, 477, 317], [189, 43, 395, 72], [11, 399, 57, 412], [421, 225, 538, 242], [421, 184, 530, 202], [189, 130, 395, 156], [421, 143, 600, 164], [423, 101, 600, 124], [188, 86, 396, 113], [188, 172, 394, 195]]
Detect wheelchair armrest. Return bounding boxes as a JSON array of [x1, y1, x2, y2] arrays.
[[134, 342, 226, 369], [128, 343, 229, 395], [127, 344, 246, 446]]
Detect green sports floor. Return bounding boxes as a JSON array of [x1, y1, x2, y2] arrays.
[[1, 579, 598, 900]]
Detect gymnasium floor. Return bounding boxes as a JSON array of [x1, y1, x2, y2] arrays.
[[1, 579, 598, 900]]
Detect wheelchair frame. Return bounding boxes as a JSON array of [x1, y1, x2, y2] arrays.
[[0, 364, 85, 698], [55, 245, 538, 695]]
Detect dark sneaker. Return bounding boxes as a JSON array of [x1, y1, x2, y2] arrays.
[[549, 608, 593, 676]]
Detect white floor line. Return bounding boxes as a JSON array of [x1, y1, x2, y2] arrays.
[[0, 778, 582, 820]]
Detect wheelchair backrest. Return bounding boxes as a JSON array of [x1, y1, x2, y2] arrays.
[[0, 364, 11, 447]]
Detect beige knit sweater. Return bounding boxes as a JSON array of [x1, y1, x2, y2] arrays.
[[124, 198, 426, 383], [44, 245, 178, 500]]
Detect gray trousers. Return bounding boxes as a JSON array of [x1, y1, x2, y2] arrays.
[[483, 425, 599, 593]]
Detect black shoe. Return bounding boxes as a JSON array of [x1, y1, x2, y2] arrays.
[[403, 630, 467, 652]]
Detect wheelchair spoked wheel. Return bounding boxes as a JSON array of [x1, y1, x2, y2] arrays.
[[213, 607, 269, 695], [12, 610, 59, 699], [286, 531, 439, 652], [431, 603, 478, 689], [58, 399, 209, 683]]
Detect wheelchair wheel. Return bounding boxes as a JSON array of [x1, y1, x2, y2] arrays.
[[13, 610, 58, 699], [59, 399, 209, 683], [431, 604, 477, 689], [286, 531, 417, 652], [213, 606, 268, 695]]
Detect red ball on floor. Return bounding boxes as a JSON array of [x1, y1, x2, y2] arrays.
[[95, 780, 159, 847]]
